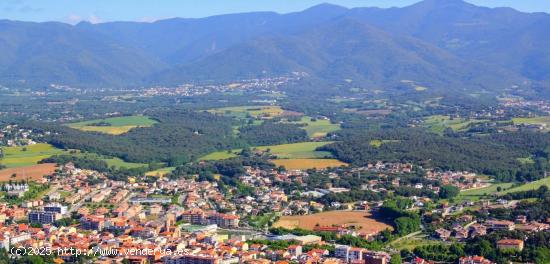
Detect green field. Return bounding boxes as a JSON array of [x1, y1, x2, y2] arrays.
[[146, 167, 176, 177], [389, 234, 444, 251], [199, 141, 334, 161], [512, 116, 550, 125], [369, 139, 401, 148], [0, 143, 64, 168], [67, 115, 157, 135], [457, 177, 550, 200], [200, 151, 238, 161], [499, 177, 550, 194], [257, 141, 334, 158], [208, 106, 284, 119], [424, 115, 486, 134], [457, 182, 515, 201], [272, 159, 347, 170], [73, 153, 147, 169], [289, 116, 340, 138], [103, 157, 147, 169]]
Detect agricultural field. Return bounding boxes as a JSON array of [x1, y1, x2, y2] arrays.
[[288, 116, 340, 138], [199, 141, 334, 161], [208, 105, 284, 119], [74, 153, 147, 169], [145, 167, 176, 177], [342, 108, 392, 117], [0, 143, 64, 168], [423, 115, 486, 134], [0, 163, 57, 182], [498, 177, 550, 195], [369, 140, 400, 148], [200, 151, 238, 161], [103, 157, 147, 169], [273, 211, 392, 234], [457, 182, 515, 201], [259, 142, 334, 159], [67, 115, 157, 135], [512, 116, 550, 126], [271, 158, 347, 170]]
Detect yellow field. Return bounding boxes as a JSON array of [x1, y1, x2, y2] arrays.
[[208, 106, 284, 119], [271, 158, 347, 170], [145, 167, 176, 177], [274, 211, 392, 234], [76, 125, 138, 135], [67, 116, 157, 135]]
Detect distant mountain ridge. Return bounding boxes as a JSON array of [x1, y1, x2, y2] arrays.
[[0, 0, 548, 95]]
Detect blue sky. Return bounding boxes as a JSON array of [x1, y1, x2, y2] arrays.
[[1, 0, 549, 24]]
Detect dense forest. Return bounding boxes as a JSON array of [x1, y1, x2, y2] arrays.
[[25, 110, 242, 166], [321, 129, 550, 182], [238, 121, 308, 146]]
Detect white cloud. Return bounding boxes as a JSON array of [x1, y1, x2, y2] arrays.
[[136, 16, 171, 23], [87, 14, 102, 24], [63, 14, 102, 25], [65, 14, 82, 24]]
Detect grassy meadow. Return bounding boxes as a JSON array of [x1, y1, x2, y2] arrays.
[[208, 106, 284, 119], [67, 115, 157, 135], [289, 116, 340, 138], [145, 167, 176, 177], [199, 141, 334, 161], [499, 177, 550, 194], [271, 158, 347, 170], [457, 182, 515, 201], [369, 139, 400, 148], [423, 115, 487, 134], [0, 143, 64, 168], [512, 116, 550, 126]]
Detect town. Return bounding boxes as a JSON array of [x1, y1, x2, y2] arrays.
[[0, 149, 544, 264]]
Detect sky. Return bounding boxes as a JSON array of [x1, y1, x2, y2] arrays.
[[1, 0, 549, 24]]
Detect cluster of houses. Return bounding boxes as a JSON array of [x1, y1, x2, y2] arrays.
[[424, 170, 484, 190], [434, 215, 547, 253], [140, 73, 305, 97], [0, 124, 39, 147]]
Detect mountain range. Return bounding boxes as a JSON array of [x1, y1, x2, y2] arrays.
[[0, 0, 549, 95]]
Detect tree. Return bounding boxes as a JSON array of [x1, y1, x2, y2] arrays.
[[394, 216, 420, 235], [439, 185, 460, 199], [390, 254, 402, 264]]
